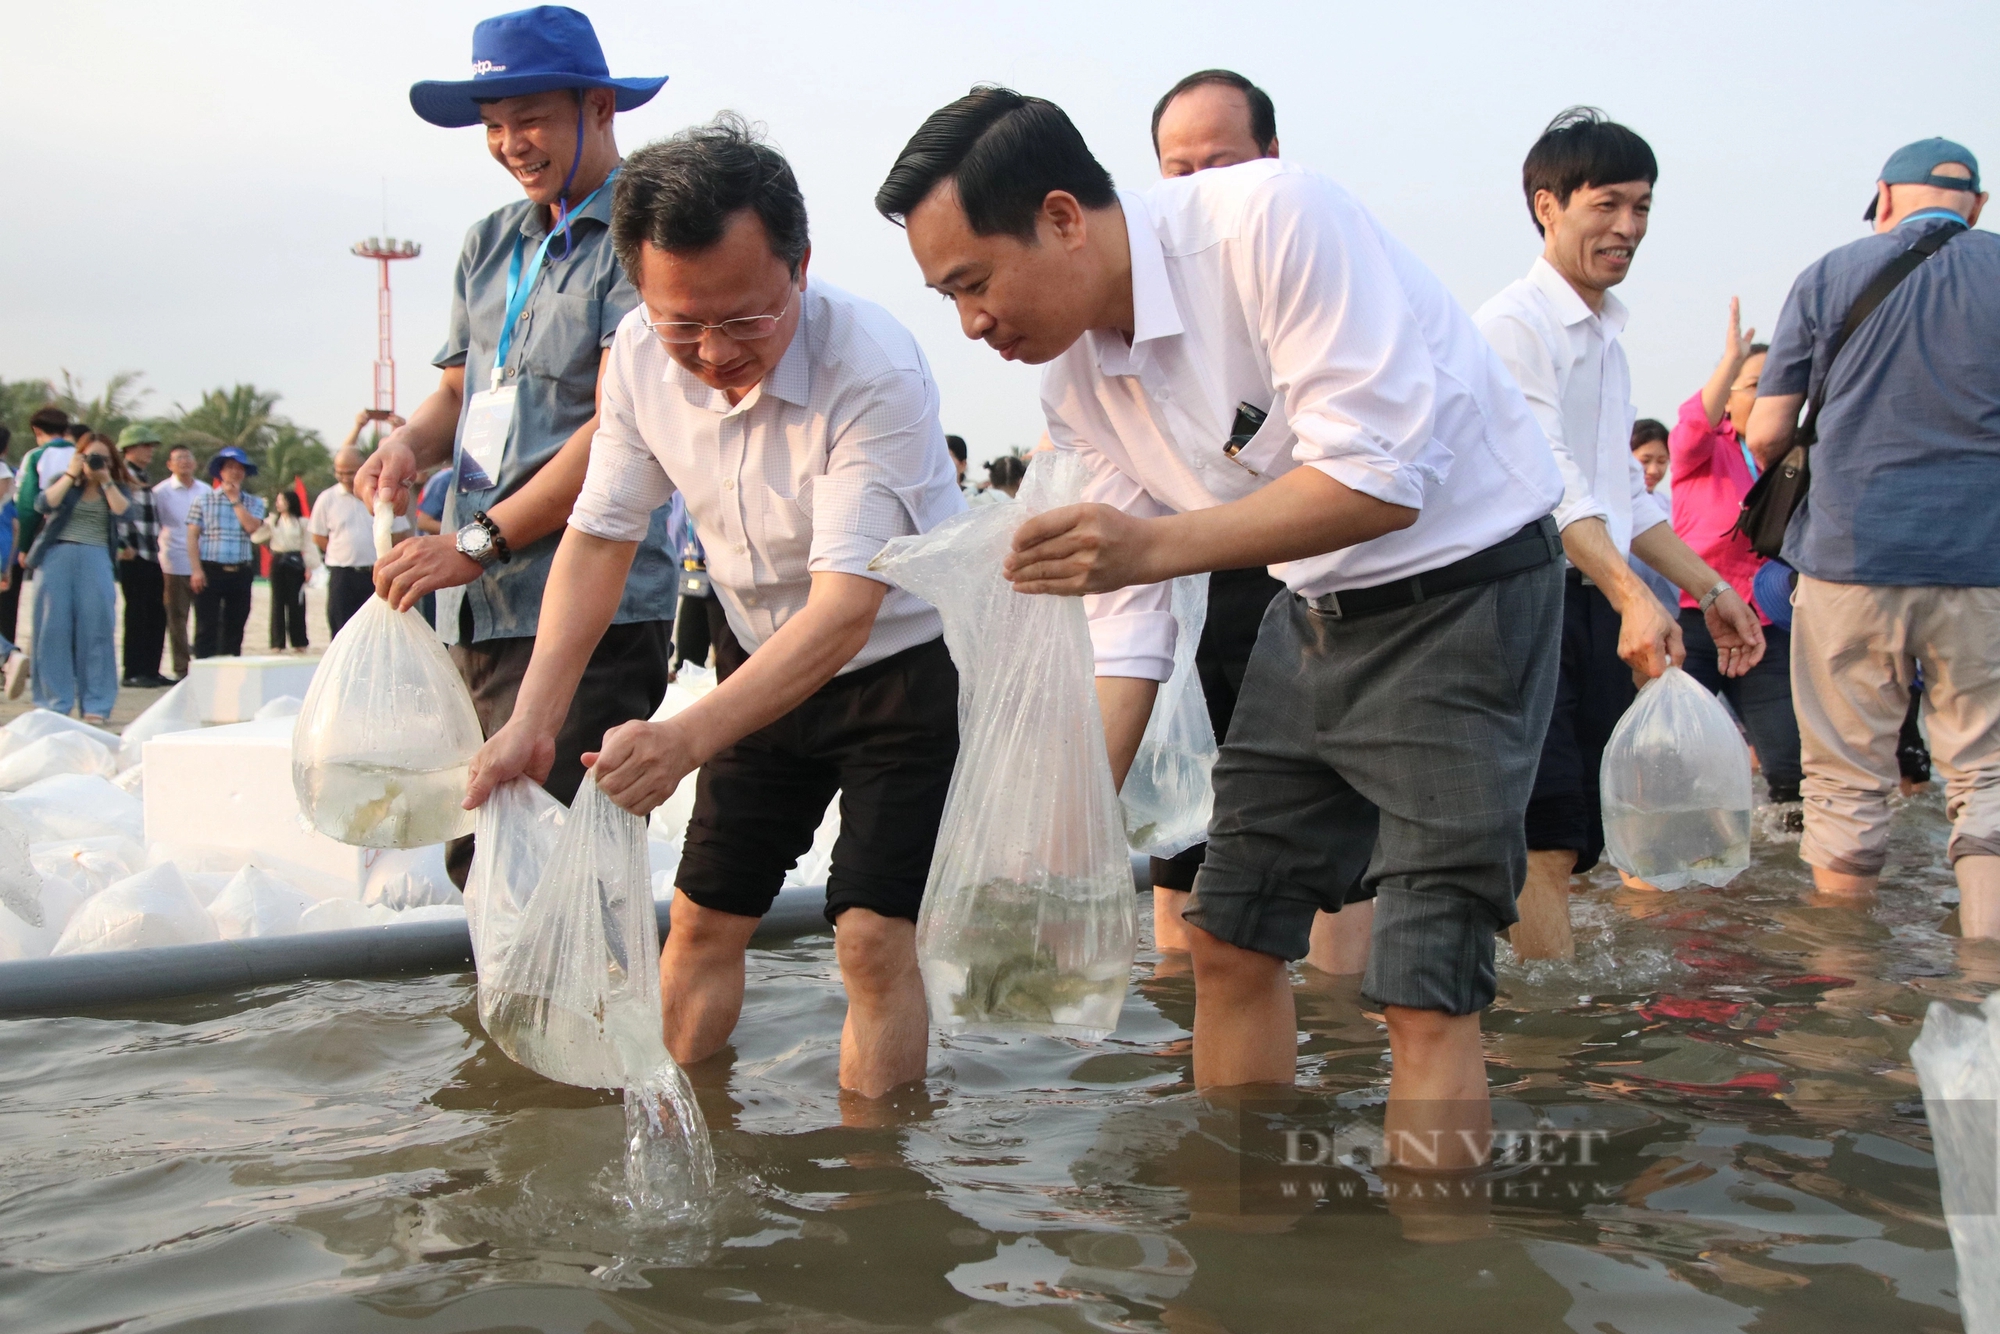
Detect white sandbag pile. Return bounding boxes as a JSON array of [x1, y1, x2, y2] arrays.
[[0, 701, 474, 962]]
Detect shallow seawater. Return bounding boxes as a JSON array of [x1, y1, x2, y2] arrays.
[[2, 787, 1994, 1332]]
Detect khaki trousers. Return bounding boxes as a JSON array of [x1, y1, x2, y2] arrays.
[[163, 572, 194, 677], [1792, 576, 2000, 875]]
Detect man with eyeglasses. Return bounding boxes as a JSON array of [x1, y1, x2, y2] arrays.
[[465, 118, 965, 1103], [356, 7, 679, 861]]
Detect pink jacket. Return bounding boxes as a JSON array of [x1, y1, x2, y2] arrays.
[[1668, 391, 1770, 624]]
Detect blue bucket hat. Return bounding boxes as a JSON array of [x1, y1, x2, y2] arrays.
[[409, 6, 667, 129], [208, 446, 258, 479]]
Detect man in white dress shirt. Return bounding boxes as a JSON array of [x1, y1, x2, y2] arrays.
[[880, 88, 1565, 1151], [1475, 108, 1764, 959], [1144, 68, 1372, 977], [467, 119, 965, 1102]]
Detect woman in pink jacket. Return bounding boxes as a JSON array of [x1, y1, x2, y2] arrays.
[[1669, 300, 1802, 823]]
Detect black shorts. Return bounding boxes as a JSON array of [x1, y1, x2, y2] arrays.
[[675, 637, 959, 925], [1150, 566, 1286, 891], [1523, 572, 1638, 873]]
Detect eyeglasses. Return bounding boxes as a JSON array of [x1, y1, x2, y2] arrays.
[[643, 290, 796, 345]]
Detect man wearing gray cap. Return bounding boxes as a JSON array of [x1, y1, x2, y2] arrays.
[[1745, 137, 1997, 932]]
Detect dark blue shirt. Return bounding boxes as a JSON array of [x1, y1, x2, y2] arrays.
[[435, 181, 677, 641], [1761, 214, 2000, 586]]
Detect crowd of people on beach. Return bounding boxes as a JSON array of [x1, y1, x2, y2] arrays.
[[18, 5, 1994, 1151]]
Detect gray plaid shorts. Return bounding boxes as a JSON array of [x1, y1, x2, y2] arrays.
[[1184, 559, 1562, 1015]]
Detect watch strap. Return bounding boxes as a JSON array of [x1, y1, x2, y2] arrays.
[[471, 510, 512, 565]]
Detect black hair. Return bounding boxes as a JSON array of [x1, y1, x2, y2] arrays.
[[1748, 342, 1770, 358], [0, 425, 12, 459], [1150, 69, 1277, 156], [944, 434, 968, 463], [986, 455, 1027, 492], [28, 406, 68, 437], [613, 113, 810, 281], [167, 442, 195, 460], [1630, 418, 1669, 450], [876, 87, 1116, 239], [274, 489, 301, 517], [1522, 106, 1657, 236]]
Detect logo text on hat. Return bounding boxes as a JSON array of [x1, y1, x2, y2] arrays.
[[472, 60, 509, 75]]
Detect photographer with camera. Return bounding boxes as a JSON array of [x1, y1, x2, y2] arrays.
[[26, 434, 130, 721]]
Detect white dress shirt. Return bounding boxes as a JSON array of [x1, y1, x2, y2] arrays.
[[308, 483, 411, 568], [571, 279, 964, 673], [1474, 257, 1668, 557], [1040, 160, 1564, 680], [151, 475, 210, 577]]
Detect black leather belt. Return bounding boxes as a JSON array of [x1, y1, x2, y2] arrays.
[[1300, 516, 1559, 620]]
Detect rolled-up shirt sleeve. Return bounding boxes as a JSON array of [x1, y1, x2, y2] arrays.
[[1477, 312, 1608, 533], [569, 325, 674, 543], [808, 368, 960, 582], [1245, 172, 1444, 512], [1627, 449, 1669, 536]]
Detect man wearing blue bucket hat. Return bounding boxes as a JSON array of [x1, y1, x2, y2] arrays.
[[358, 6, 679, 870]]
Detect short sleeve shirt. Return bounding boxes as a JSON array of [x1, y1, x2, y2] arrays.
[[433, 180, 677, 641], [1760, 214, 2000, 585]]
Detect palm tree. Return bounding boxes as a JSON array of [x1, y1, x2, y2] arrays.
[[263, 423, 334, 502], [54, 370, 150, 441]]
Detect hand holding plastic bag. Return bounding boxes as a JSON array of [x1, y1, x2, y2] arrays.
[[292, 499, 484, 848], [1121, 572, 1215, 858], [871, 451, 1136, 1040], [479, 775, 713, 1205], [1600, 666, 1752, 890]]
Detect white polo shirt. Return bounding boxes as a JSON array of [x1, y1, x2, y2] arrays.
[[570, 279, 965, 674], [1475, 258, 1668, 557], [1039, 160, 1564, 679]]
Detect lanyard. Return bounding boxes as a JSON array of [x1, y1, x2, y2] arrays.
[[490, 172, 615, 392], [1738, 439, 1760, 481]]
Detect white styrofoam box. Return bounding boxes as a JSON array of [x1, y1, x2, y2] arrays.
[[143, 717, 378, 899], [184, 656, 322, 725]]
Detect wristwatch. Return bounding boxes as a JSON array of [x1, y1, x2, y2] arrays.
[[455, 510, 512, 567], [1698, 579, 1732, 613]]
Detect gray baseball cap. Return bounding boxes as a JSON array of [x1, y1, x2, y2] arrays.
[[1865, 137, 1981, 220]]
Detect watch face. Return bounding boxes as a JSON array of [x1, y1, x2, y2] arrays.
[[459, 524, 493, 559]]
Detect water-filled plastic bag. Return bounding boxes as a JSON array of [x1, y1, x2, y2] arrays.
[[480, 776, 713, 1205], [1600, 666, 1753, 890], [0, 732, 118, 791], [119, 681, 203, 771], [292, 500, 484, 848], [5, 774, 144, 844], [1120, 572, 1214, 858], [1911, 997, 2000, 1333], [871, 451, 1136, 1040], [51, 863, 219, 954], [465, 777, 567, 1027], [208, 866, 317, 939]]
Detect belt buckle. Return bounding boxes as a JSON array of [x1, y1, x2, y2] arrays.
[[1306, 590, 1342, 619]]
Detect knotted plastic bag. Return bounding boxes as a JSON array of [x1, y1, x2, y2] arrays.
[[479, 775, 713, 1209], [1600, 666, 1753, 889], [870, 450, 1136, 1040], [292, 499, 484, 848], [1121, 573, 1215, 858]]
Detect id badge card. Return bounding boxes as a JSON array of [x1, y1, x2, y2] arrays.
[[457, 382, 516, 491]]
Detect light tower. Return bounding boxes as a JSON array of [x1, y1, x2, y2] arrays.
[[350, 236, 421, 414]]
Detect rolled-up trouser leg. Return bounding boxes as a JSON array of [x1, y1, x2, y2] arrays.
[[1187, 558, 1562, 1016]]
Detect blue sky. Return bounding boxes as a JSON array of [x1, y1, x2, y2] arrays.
[[5, 0, 1994, 464]]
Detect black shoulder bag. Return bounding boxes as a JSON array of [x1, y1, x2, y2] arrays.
[[1735, 221, 1965, 558]]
